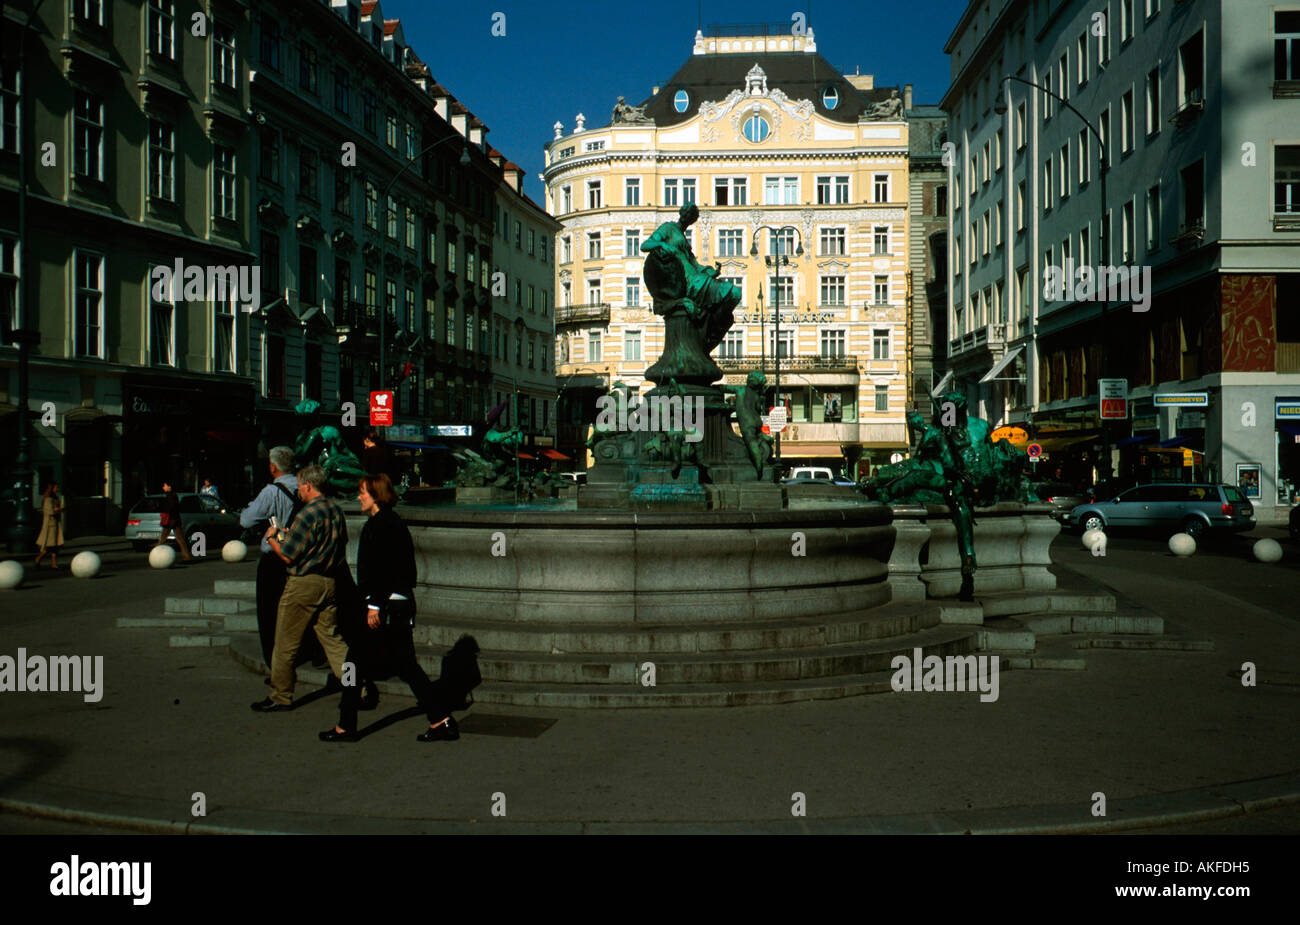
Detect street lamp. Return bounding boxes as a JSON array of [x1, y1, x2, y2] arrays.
[[994, 74, 1114, 481], [750, 225, 804, 472], [378, 136, 472, 392]]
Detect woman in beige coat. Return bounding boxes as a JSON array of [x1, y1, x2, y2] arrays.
[[35, 482, 64, 569]]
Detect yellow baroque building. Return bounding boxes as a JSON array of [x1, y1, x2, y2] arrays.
[[544, 28, 915, 476]]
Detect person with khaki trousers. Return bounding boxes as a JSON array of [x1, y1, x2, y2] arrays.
[[250, 465, 351, 712]]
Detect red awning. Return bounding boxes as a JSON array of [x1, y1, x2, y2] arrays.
[[540, 449, 570, 460], [517, 453, 536, 460]]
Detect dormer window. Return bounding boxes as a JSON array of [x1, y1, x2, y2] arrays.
[[673, 89, 689, 113], [822, 84, 839, 110], [742, 113, 770, 143]]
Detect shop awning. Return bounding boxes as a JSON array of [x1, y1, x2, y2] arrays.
[[931, 370, 954, 397], [979, 346, 1024, 384], [781, 443, 847, 458], [517, 452, 536, 460], [1160, 435, 1193, 448], [1116, 431, 1158, 447], [540, 449, 570, 460], [1036, 431, 1099, 452]]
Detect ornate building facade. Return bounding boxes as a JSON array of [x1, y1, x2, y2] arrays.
[[544, 27, 917, 475]]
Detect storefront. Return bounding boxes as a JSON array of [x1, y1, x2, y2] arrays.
[[1276, 399, 1300, 505], [122, 375, 257, 510]]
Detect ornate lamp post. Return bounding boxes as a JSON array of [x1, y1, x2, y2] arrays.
[[750, 225, 803, 470], [995, 74, 1113, 481]]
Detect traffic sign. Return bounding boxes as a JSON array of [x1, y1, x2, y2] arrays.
[[1099, 378, 1128, 420], [1026, 443, 1043, 458], [369, 390, 394, 426], [764, 405, 788, 435]]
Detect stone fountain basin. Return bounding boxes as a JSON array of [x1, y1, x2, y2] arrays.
[[363, 506, 897, 625]]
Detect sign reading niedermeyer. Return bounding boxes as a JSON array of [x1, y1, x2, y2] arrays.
[[369, 391, 394, 426], [1276, 401, 1300, 419], [1099, 378, 1128, 420], [1153, 392, 1208, 408]]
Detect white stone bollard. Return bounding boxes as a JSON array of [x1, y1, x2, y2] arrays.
[[221, 539, 248, 563], [1081, 528, 1106, 552], [1252, 538, 1283, 563], [0, 560, 24, 590], [70, 550, 101, 578], [149, 545, 177, 569], [1168, 533, 1196, 557]]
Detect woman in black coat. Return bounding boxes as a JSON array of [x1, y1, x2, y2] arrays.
[[320, 473, 464, 743]]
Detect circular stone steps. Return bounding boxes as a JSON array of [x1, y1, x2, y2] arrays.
[[226, 633, 992, 708], [410, 604, 939, 655]]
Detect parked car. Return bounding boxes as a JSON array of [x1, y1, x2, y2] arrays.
[[560, 472, 588, 486], [1032, 482, 1090, 519], [124, 493, 242, 552], [1062, 483, 1255, 540], [783, 466, 855, 487], [1289, 503, 1300, 542]]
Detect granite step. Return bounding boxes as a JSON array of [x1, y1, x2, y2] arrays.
[[409, 603, 940, 655], [224, 633, 989, 708], [165, 595, 256, 617], [229, 624, 977, 686], [116, 616, 221, 630]]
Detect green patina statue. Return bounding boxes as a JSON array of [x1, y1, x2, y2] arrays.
[[291, 399, 369, 497], [451, 419, 524, 489], [863, 391, 1034, 601], [641, 203, 742, 362], [722, 369, 774, 480]]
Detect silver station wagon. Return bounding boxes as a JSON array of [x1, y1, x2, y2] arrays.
[[1063, 483, 1255, 540]]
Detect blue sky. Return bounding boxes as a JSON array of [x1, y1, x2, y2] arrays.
[[380, 0, 969, 199]]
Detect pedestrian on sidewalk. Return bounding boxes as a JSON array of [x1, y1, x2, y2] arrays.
[[239, 447, 320, 668], [200, 478, 221, 502], [251, 465, 352, 712], [321, 473, 447, 742], [34, 482, 64, 569], [156, 480, 194, 562]]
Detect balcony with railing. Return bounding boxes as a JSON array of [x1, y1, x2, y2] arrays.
[[556, 302, 611, 325], [948, 322, 1007, 359], [715, 354, 859, 373]]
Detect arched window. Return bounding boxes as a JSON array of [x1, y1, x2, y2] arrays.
[[822, 85, 839, 110]]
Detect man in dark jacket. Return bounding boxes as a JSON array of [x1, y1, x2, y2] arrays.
[[321, 473, 463, 742]]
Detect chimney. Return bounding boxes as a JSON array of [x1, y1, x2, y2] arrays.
[[904, 84, 913, 110]]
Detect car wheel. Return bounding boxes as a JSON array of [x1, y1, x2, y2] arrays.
[[1181, 517, 1206, 540], [1081, 514, 1104, 533]]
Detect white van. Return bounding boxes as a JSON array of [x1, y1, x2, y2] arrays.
[[787, 466, 834, 481]]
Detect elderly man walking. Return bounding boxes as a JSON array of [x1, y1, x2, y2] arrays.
[[240, 446, 303, 668], [250, 465, 351, 712]]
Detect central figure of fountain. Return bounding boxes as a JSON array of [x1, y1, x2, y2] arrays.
[[640, 203, 741, 379]]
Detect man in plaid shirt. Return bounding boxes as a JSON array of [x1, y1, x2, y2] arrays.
[[250, 465, 351, 711]]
